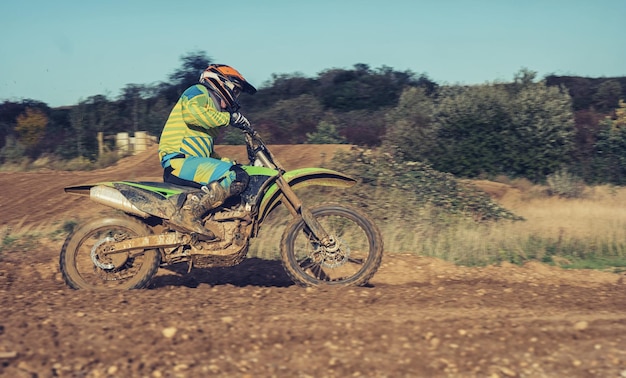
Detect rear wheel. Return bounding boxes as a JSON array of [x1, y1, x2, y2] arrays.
[[60, 215, 160, 290], [280, 203, 383, 287]]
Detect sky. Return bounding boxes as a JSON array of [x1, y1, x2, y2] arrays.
[[1, 0, 625, 108]]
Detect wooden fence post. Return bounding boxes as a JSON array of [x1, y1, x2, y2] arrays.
[[97, 132, 104, 157]]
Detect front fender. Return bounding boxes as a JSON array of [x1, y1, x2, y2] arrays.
[[257, 168, 356, 223]]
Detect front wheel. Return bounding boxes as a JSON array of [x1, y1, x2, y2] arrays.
[[280, 203, 383, 287], [60, 215, 160, 290]]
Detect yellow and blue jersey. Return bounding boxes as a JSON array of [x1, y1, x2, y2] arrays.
[[158, 84, 231, 162]]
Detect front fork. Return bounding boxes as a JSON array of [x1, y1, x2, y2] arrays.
[[251, 140, 333, 247], [274, 175, 333, 246]]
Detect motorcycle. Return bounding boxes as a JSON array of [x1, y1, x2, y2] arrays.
[[59, 124, 384, 290]]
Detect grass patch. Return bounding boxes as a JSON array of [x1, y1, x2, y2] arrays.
[[246, 192, 626, 271], [389, 185, 626, 268], [322, 148, 626, 270], [0, 226, 43, 260], [0, 151, 124, 172], [558, 256, 626, 272], [0, 220, 75, 261]]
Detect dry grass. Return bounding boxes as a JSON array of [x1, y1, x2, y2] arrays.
[[390, 184, 626, 266], [499, 185, 626, 240]]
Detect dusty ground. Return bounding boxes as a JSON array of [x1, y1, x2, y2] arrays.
[[1, 145, 625, 378]]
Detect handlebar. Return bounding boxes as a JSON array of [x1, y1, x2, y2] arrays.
[[241, 124, 285, 172]]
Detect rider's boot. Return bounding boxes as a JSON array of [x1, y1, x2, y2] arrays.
[[169, 181, 228, 236]]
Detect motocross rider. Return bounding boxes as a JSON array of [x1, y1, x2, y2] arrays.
[[158, 64, 257, 235]]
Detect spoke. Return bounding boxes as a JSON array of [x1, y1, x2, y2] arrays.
[[310, 263, 331, 281], [347, 257, 364, 265], [299, 257, 331, 281], [298, 257, 317, 271]]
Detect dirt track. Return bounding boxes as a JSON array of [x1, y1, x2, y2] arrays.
[[1, 146, 625, 377]]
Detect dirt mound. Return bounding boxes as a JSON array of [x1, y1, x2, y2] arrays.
[[0, 145, 625, 377], [0, 144, 352, 229]]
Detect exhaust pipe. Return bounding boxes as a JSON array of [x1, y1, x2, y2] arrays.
[[90, 185, 150, 218]]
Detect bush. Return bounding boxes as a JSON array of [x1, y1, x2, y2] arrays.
[[546, 168, 585, 198], [94, 151, 122, 169], [330, 147, 524, 223], [0, 136, 26, 165], [59, 156, 94, 171], [306, 121, 347, 144]]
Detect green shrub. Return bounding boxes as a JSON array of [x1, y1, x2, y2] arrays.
[[0, 227, 41, 259], [59, 156, 94, 171], [546, 168, 585, 198], [306, 121, 347, 144], [330, 147, 524, 223]]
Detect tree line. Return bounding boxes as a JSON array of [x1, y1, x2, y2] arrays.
[[1, 51, 625, 184]]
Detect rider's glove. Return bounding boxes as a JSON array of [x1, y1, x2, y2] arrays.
[[230, 112, 250, 129]]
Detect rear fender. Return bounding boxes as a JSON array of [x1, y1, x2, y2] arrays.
[[257, 168, 356, 223]]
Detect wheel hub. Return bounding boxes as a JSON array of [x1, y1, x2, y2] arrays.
[[91, 236, 129, 270], [315, 237, 350, 268]]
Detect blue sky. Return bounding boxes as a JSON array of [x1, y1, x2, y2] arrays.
[[1, 0, 625, 108]]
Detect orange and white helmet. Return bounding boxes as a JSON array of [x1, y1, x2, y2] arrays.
[[199, 64, 257, 112]]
